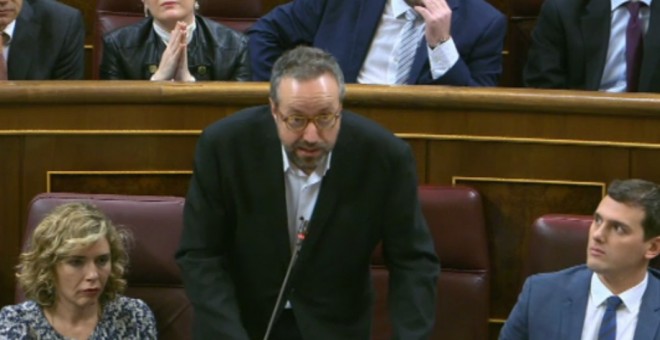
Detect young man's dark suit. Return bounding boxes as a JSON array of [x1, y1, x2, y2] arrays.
[[176, 106, 440, 339], [500, 265, 660, 339], [524, 0, 660, 91], [8, 0, 84, 80]]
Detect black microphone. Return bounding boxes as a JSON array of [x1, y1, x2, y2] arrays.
[[263, 218, 310, 340]]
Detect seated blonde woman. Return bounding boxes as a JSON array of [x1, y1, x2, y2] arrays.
[[0, 203, 156, 339], [100, 0, 249, 81]]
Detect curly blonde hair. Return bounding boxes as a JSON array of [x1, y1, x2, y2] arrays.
[[16, 202, 131, 307]]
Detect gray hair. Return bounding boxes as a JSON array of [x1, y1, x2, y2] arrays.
[[269, 46, 346, 105]]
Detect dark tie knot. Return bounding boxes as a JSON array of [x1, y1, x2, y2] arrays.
[[605, 296, 623, 311], [0, 33, 8, 48], [404, 9, 420, 22], [627, 1, 645, 16]]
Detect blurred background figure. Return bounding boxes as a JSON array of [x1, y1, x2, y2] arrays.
[[100, 0, 250, 81], [0, 0, 84, 80], [0, 202, 157, 339]]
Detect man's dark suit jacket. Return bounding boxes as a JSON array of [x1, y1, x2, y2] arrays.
[[247, 0, 506, 86], [176, 106, 440, 339], [500, 265, 660, 339], [8, 0, 84, 80], [100, 15, 250, 81], [524, 0, 660, 92]]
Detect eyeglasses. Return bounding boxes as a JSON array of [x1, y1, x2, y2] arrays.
[[278, 112, 340, 132]]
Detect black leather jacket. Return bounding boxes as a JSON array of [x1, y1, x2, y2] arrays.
[[100, 15, 250, 81]]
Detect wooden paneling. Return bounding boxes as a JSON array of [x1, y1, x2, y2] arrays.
[[22, 134, 197, 205], [2, 82, 660, 339], [456, 180, 603, 313], [49, 173, 191, 197], [0, 137, 21, 307]]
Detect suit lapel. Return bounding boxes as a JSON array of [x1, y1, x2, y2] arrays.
[[560, 268, 591, 339], [580, 0, 611, 90], [143, 22, 166, 79], [639, 0, 660, 91], [8, 1, 38, 80], [349, 0, 388, 80], [633, 270, 660, 339], [255, 109, 291, 264]]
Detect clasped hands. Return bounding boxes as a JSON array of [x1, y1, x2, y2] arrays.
[[151, 21, 196, 82], [411, 0, 452, 49]]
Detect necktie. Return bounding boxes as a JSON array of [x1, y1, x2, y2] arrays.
[[626, 1, 644, 92], [0, 33, 7, 81], [598, 295, 623, 340], [395, 9, 420, 85]]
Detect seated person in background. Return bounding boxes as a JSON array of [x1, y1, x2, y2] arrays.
[[248, 0, 506, 86], [500, 179, 660, 339], [0, 0, 84, 80], [0, 203, 157, 339], [100, 0, 250, 81], [524, 0, 660, 92]]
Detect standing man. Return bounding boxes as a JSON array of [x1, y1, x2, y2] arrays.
[[500, 179, 660, 339], [176, 46, 439, 339], [524, 0, 660, 92], [0, 0, 84, 80], [247, 0, 506, 86]]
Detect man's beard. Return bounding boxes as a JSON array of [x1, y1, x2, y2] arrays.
[[285, 140, 331, 173]]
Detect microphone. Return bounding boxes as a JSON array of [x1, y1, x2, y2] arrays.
[[263, 218, 309, 340]]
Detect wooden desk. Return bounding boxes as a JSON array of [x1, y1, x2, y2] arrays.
[[2, 81, 660, 337]]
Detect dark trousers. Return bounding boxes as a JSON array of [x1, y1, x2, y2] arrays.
[[269, 309, 303, 340]]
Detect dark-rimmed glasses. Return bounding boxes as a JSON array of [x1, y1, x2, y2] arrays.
[[277, 112, 340, 132]]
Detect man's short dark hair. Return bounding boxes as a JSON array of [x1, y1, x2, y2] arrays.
[[608, 179, 660, 239], [269, 46, 346, 105]]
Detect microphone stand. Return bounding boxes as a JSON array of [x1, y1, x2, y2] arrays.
[[263, 220, 309, 340]]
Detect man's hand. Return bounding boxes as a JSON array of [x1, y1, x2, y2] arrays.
[[415, 0, 452, 48]]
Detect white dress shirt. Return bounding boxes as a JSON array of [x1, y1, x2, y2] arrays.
[[153, 18, 197, 45], [580, 272, 647, 340], [357, 0, 459, 84], [281, 146, 331, 309], [2, 21, 16, 61], [599, 0, 652, 92]]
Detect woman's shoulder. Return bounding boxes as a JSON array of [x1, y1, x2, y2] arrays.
[[0, 300, 40, 321], [0, 301, 51, 338], [197, 15, 247, 43], [103, 19, 153, 46], [104, 295, 153, 318], [96, 296, 156, 338]]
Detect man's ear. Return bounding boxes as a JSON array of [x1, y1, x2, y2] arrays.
[[269, 98, 277, 117], [645, 236, 660, 260]]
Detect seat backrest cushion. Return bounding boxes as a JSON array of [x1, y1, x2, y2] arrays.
[[371, 185, 490, 340], [523, 214, 592, 278], [22, 193, 191, 340]]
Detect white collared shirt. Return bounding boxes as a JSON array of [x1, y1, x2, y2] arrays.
[[281, 146, 332, 252], [152, 18, 197, 45], [580, 272, 647, 340], [599, 0, 652, 92], [357, 0, 458, 84], [2, 20, 16, 61], [281, 146, 331, 309]]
